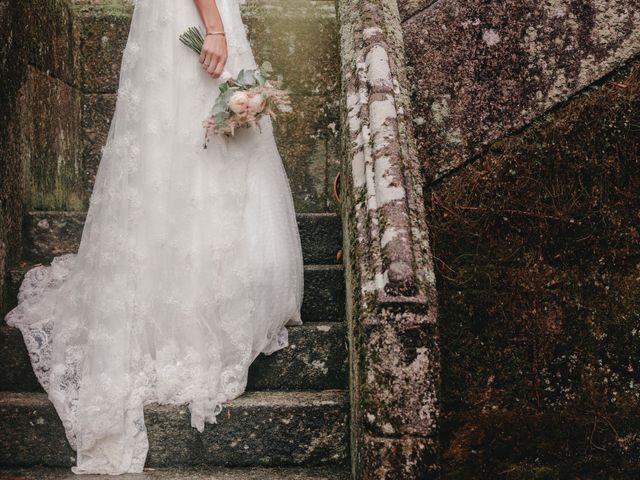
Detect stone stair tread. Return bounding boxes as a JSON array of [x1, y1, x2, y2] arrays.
[[0, 466, 350, 480], [0, 389, 345, 408], [0, 322, 347, 392], [0, 390, 349, 468], [22, 211, 343, 266], [7, 264, 345, 323]]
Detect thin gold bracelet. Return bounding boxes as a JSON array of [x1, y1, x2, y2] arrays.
[[205, 31, 226, 37]]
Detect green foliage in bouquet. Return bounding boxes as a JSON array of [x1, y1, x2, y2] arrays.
[[179, 26, 206, 55], [179, 26, 292, 141]]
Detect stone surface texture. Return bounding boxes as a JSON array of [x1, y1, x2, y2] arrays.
[[18, 68, 83, 211], [426, 60, 640, 478], [6, 263, 345, 323], [402, 0, 640, 181], [0, 466, 350, 480], [338, 0, 440, 478], [21, 211, 343, 265], [0, 322, 347, 392], [0, 391, 349, 468]]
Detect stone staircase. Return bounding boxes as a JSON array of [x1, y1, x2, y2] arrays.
[[0, 211, 349, 477], [0, 0, 348, 478]]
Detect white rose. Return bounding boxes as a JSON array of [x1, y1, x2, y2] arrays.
[[228, 91, 250, 115], [247, 93, 267, 114], [219, 69, 233, 83]]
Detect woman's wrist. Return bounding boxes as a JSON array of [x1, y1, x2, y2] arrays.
[[205, 22, 224, 33]]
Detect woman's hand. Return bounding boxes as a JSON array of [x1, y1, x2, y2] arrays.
[[199, 34, 228, 79]]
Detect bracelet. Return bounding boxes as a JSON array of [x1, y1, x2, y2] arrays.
[[205, 31, 226, 37]]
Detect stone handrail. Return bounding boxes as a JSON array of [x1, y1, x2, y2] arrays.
[[338, 0, 440, 478]]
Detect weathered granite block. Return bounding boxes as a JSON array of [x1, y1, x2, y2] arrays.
[[72, 1, 133, 93], [300, 265, 345, 322], [22, 211, 343, 265], [396, 0, 438, 23], [17, 67, 83, 211], [0, 0, 28, 274], [274, 95, 340, 213], [0, 391, 349, 468], [19, 0, 78, 85], [248, 322, 348, 391], [403, 0, 640, 181], [244, 0, 340, 96], [1, 322, 347, 392], [362, 435, 439, 480], [361, 319, 439, 438]]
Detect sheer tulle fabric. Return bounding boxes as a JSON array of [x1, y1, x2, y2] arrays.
[[4, 0, 303, 474]]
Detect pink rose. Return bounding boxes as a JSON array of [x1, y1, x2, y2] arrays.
[[229, 91, 251, 115], [247, 93, 266, 115]]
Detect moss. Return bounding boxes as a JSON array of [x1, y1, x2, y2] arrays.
[[29, 182, 85, 212], [426, 61, 640, 477], [0, 0, 28, 274], [70, 0, 133, 16]]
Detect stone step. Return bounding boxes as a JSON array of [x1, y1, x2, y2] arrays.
[[0, 466, 350, 480], [0, 322, 347, 392], [0, 390, 349, 468], [22, 211, 342, 266], [7, 264, 345, 323]]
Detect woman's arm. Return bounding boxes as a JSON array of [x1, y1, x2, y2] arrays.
[[193, 0, 228, 78]]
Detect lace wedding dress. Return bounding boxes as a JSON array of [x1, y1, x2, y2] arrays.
[[4, 0, 303, 474]]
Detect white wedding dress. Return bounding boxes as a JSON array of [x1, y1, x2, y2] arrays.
[[4, 0, 303, 474]]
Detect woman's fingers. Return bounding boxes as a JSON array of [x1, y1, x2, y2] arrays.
[[199, 37, 228, 78], [212, 58, 226, 78], [207, 60, 220, 78], [202, 51, 214, 70], [207, 54, 227, 78]]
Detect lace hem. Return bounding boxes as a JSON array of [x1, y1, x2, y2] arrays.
[[6, 255, 302, 474]]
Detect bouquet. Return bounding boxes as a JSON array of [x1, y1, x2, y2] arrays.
[[179, 27, 292, 142]]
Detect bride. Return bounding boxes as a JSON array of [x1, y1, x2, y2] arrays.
[[4, 0, 303, 475]]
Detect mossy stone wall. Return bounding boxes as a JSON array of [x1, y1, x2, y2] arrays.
[[426, 62, 640, 478], [0, 0, 27, 302]]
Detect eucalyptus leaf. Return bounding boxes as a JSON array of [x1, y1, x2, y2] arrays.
[[261, 61, 274, 74], [237, 69, 257, 87], [254, 70, 266, 86], [214, 111, 229, 124]]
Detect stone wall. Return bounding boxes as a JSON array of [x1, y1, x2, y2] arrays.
[[425, 60, 640, 478], [395, 0, 640, 476], [0, 0, 24, 313], [0, 0, 82, 313], [401, 0, 640, 182]]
